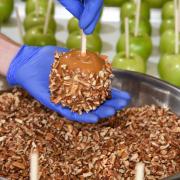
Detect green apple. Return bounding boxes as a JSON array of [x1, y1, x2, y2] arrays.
[[144, 0, 170, 8], [121, 0, 150, 21], [158, 54, 180, 87], [144, 0, 163, 8], [104, 0, 125, 6], [0, 0, 14, 23], [66, 31, 102, 53], [160, 30, 180, 54], [162, 1, 174, 19], [26, 0, 55, 15], [116, 33, 152, 62], [23, 26, 56, 46], [68, 17, 101, 34], [24, 12, 56, 33], [160, 19, 174, 34], [121, 19, 151, 35], [112, 52, 146, 73]]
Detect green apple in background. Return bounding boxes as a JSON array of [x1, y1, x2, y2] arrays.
[[24, 12, 56, 33], [144, 0, 171, 8], [66, 31, 102, 53], [121, 0, 150, 21], [104, 0, 125, 6], [121, 19, 151, 35], [24, 26, 56, 46], [160, 30, 180, 54], [143, 0, 162, 8], [0, 0, 14, 23], [68, 17, 101, 34], [160, 19, 174, 34], [158, 54, 180, 87], [112, 52, 146, 73], [162, 1, 174, 19], [116, 33, 152, 62], [26, 0, 55, 15]]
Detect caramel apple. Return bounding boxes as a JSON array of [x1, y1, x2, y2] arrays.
[[49, 50, 112, 113]]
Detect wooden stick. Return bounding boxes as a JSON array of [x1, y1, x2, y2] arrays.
[[15, 7, 24, 43], [30, 149, 39, 180], [135, 162, 145, 180], [175, 0, 179, 54], [134, 0, 141, 37], [43, 0, 53, 35], [125, 17, 130, 58], [35, 0, 39, 17], [81, 29, 86, 56]]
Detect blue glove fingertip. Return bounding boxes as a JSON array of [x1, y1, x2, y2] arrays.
[[58, 0, 84, 19], [79, 0, 103, 30], [59, 108, 99, 124], [93, 105, 115, 119], [104, 99, 128, 111], [111, 88, 131, 100], [83, 11, 101, 35]]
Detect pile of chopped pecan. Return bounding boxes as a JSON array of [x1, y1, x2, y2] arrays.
[[0, 88, 179, 179]]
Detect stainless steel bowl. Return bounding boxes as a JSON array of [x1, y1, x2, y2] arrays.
[[112, 69, 180, 116], [0, 70, 179, 180]]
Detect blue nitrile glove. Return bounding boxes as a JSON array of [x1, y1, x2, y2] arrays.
[[58, 0, 103, 34], [7, 45, 131, 123]]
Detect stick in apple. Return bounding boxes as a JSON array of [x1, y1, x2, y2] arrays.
[[30, 148, 39, 180], [35, 0, 39, 18], [81, 29, 87, 56], [125, 17, 130, 58], [15, 7, 24, 44], [43, 0, 53, 35], [81, 0, 86, 56], [134, 0, 141, 37], [174, 0, 179, 54], [135, 162, 145, 180]]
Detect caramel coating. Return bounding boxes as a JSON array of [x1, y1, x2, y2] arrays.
[[58, 50, 105, 73], [50, 50, 112, 113]]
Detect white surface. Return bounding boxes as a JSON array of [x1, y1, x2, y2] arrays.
[[0, 2, 163, 89]]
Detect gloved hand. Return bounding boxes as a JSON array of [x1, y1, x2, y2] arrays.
[[7, 45, 130, 123], [58, 0, 103, 34]]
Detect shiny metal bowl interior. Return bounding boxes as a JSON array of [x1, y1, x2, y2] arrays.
[[112, 69, 180, 116], [0, 70, 180, 180]]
